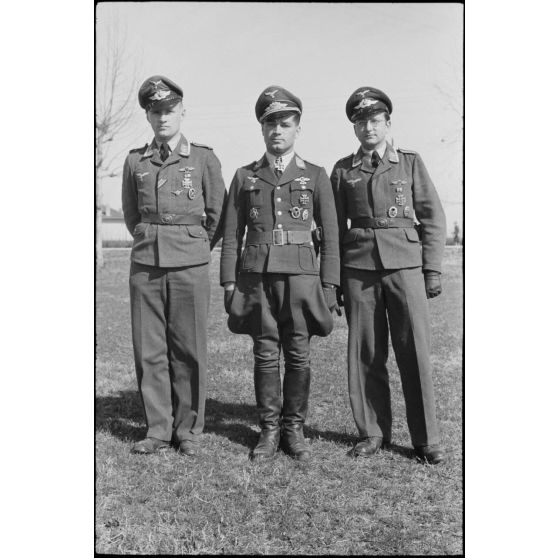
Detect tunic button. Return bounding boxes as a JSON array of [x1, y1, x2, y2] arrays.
[[277, 224, 283, 228], [277, 186, 281, 190], [277, 197, 281, 202], [277, 211, 282, 215]]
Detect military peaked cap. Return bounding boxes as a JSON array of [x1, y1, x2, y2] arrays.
[[346, 87, 392, 122], [138, 75, 183, 111], [255, 85, 302, 122]]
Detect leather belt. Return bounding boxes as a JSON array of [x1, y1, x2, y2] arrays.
[[141, 213, 202, 225], [350, 217, 414, 229], [246, 229, 313, 246]]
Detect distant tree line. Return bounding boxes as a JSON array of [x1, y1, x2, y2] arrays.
[[446, 222, 462, 246]]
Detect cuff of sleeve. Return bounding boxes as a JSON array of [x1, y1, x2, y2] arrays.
[[319, 255, 340, 284], [422, 266, 441, 274]]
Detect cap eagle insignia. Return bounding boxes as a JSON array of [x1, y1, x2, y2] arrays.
[[149, 89, 171, 101], [356, 89, 371, 98], [267, 101, 288, 111], [354, 98, 379, 110]]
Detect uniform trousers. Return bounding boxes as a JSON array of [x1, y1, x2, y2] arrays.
[[342, 266, 440, 447], [251, 274, 315, 362], [229, 273, 331, 427], [129, 261, 209, 443]]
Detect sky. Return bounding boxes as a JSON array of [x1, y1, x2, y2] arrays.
[[97, 2, 463, 230]]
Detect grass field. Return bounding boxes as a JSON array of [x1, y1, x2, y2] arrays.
[[96, 247, 463, 555]]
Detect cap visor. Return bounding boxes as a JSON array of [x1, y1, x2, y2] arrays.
[[146, 96, 182, 111], [259, 107, 301, 122]]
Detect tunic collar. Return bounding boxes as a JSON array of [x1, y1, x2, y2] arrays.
[[351, 141, 398, 167]]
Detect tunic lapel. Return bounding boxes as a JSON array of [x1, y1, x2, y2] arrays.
[[141, 139, 159, 163], [374, 144, 397, 178], [353, 148, 375, 174], [160, 135, 188, 167], [253, 155, 276, 186]]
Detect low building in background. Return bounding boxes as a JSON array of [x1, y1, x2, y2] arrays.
[[102, 206, 132, 246]]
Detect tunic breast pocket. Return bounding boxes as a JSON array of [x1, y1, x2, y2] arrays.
[[290, 183, 314, 207], [136, 177, 156, 207], [244, 186, 263, 208], [390, 178, 413, 209], [344, 180, 368, 206], [290, 184, 314, 224]]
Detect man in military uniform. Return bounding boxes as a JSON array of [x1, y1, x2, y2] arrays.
[[220, 86, 340, 462], [331, 87, 446, 464], [122, 75, 226, 455]]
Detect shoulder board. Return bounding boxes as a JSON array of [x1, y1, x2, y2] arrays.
[[336, 153, 354, 164], [299, 159, 321, 171], [190, 141, 213, 150], [332, 153, 354, 167], [237, 161, 257, 172], [129, 144, 148, 154], [245, 156, 266, 171], [396, 148, 417, 155]]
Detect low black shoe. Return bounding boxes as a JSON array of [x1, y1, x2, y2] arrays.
[[131, 437, 170, 454]]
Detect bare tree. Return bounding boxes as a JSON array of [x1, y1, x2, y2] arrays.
[[96, 17, 140, 268], [434, 51, 463, 146]]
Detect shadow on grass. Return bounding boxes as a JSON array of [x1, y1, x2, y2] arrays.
[[96, 391, 377, 453], [95, 390, 145, 442], [204, 398, 258, 449], [382, 443, 417, 460], [95, 390, 258, 447], [304, 426, 354, 447], [303, 429, 417, 460]]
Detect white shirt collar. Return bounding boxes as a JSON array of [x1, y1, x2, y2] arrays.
[[265, 150, 295, 168], [156, 133, 182, 153], [362, 142, 387, 160]]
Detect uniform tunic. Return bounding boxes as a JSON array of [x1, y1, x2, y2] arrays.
[[122, 134, 226, 442], [220, 153, 340, 369], [122, 135, 225, 266], [331, 143, 446, 447]]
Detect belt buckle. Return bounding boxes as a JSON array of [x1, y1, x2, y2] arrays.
[[375, 218, 388, 228], [272, 229, 285, 246], [161, 214, 173, 224]]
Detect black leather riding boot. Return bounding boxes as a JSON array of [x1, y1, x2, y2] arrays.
[[281, 367, 311, 461], [251, 369, 282, 460]]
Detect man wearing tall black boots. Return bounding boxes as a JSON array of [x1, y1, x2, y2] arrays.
[[220, 86, 340, 462]]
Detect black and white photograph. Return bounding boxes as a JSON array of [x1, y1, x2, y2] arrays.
[[94, 1, 463, 554], [10, 1, 558, 556]]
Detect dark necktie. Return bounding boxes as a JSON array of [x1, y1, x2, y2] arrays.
[[371, 150, 380, 170], [160, 142, 170, 162], [363, 151, 380, 171]]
